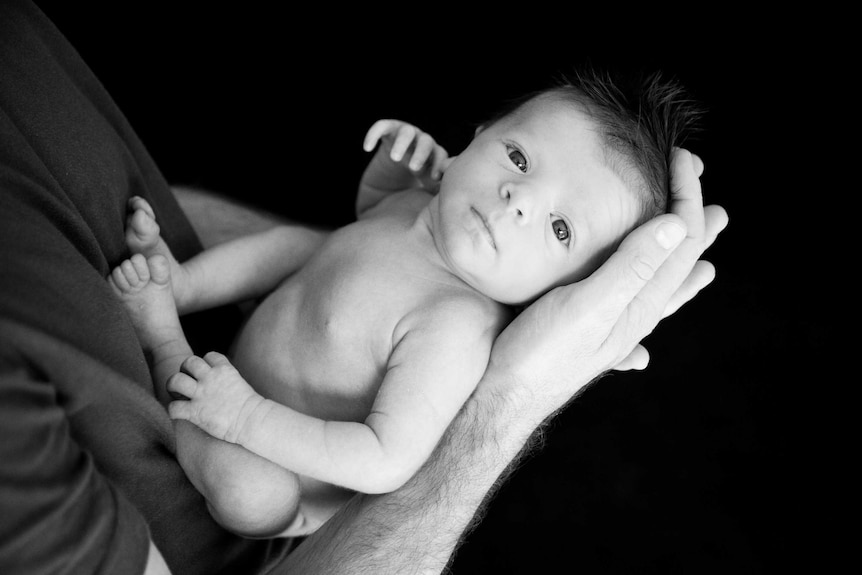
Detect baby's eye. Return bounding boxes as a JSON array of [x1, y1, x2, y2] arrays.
[[507, 147, 528, 172], [552, 218, 570, 245]]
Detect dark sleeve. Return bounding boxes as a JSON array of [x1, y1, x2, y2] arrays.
[[0, 2, 290, 572], [0, 360, 149, 575]]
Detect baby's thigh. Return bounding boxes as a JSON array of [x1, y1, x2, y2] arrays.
[[174, 420, 301, 537]]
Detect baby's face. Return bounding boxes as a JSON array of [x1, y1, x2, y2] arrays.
[[429, 94, 642, 305]]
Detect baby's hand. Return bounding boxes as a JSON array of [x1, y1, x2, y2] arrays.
[[363, 119, 451, 184], [167, 352, 264, 445]]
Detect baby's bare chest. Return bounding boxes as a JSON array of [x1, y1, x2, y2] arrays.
[[233, 219, 441, 419]]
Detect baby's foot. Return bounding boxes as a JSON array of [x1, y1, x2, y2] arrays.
[[109, 253, 185, 353], [125, 196, 191, 310]]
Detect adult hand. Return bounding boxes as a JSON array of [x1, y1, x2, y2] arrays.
[[484, 148, 728, 422]]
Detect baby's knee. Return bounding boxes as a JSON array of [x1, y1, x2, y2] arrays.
[[206, 466, 302, 539]]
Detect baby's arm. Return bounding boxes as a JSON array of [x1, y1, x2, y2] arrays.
[[179, 225, 324, 313], [167, 299, 505, 494], [123, 195, 326, 314], [356, 120, 450, 218]]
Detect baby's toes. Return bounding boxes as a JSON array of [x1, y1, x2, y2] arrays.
[[109, 265, 131, 294], [128, 196, 156, 219], [129, 253, 151, 283], [109, 256, 146, 295], [146, 254, 172, 287], [120, 254, 150, 289], [126, 208, 161, 252]]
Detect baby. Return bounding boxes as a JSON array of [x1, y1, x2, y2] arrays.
[[110, 69, 700, 537]]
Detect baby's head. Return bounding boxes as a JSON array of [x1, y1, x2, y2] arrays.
[[429, 68, 701, 305]]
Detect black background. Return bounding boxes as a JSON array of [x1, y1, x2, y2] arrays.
[[37, 4, 829, 573]]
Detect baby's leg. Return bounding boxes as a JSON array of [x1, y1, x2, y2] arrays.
[[174, 420, 303, 538], [108, 253, 190, 405], [124, 196, 192, 312], [109, 254, 303, 537]]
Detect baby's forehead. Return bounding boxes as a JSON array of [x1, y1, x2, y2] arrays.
[[499, 95, 606, 165], [496, 94, 643, 208], [505, 92, 595, 129]]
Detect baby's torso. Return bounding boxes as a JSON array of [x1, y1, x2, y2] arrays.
[[230, 192, 495, 423]]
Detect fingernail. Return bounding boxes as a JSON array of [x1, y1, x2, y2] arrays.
[[656, 221, 686, 249]]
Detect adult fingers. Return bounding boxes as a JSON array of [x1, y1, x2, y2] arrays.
[[585, 214, 687, 322], [662, 260, 716, 318], [691, 153, 704, 177], [614, 344, 650, 371], [670, 148, 705, 240], [644, 204, 729, 319], [660, 204, 728, 317]]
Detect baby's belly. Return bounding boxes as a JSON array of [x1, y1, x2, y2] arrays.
[[230, 277, 386, 423]]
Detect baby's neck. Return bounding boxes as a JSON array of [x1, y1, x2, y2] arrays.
[[409, 202, 474, 291]]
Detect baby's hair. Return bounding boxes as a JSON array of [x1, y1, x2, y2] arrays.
[[480, 67, 704, 225]]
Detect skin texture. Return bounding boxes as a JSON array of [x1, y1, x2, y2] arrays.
[[429, 95, 641, 304], [143, 106, 646, 536], [146, 148, 726, 573]]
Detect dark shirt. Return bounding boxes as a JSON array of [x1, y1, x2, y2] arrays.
[[0, 1, 291, 572]]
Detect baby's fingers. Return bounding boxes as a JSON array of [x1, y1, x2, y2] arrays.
[[363, 119, 414, 155], [388, 124, 418, 162], [408, 133, 437, 171], [166, 372, 196, 400], [363, 119, 395, 152]]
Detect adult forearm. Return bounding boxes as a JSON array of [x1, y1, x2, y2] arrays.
[[171, 186, 328, 312], [180, 226, 325, 313], [172, 185, 327, 248], [277, 372, 545, 574]]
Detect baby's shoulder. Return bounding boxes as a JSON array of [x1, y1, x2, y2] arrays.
[[402, 290, 511, 342]]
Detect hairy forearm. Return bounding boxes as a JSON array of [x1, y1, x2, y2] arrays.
[[275, 373, 545, 574], [171, 186, 327, 312], [172, 186, 295, 247]]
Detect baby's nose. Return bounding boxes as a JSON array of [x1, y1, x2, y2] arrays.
[[500, 183, 533, 222]]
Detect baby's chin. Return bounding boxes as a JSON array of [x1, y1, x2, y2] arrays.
[[477, 280, 545, 308]]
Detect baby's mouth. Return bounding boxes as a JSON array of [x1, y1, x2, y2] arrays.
[[471, 207, 496, 250]]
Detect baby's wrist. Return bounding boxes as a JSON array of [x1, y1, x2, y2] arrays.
[[233, 394, 271, 447]]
